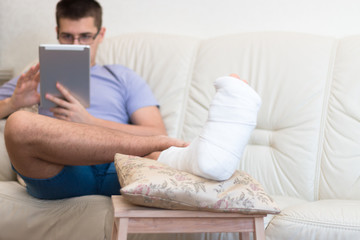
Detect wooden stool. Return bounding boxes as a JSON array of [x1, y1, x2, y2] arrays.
[[111, 196, 267, 240]]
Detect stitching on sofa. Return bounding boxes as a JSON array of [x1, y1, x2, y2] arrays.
[[275, 215, 360, 232], [313, 38, 340, 201], [177, 40, 201, 140]]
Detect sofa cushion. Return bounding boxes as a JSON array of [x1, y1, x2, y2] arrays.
[[114, 153, 280, 214], [0, 181, 113, 240], [266, 199, 360, 239], [319, 35, 360, 200]]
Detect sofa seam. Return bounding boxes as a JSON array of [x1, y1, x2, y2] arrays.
[[313, 38, 340, 201], [177, 40, 201, 140], [274, 215, 360, 232]]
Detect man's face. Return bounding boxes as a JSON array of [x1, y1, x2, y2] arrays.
[[57, 17, 105, 66]]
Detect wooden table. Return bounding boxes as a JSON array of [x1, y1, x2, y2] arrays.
[[111, 196, 267, 240]]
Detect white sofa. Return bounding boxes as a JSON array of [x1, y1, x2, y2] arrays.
[[1, 32, 360, 239]]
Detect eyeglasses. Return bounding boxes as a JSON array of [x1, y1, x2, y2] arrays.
[[58, 30, 100, 45]]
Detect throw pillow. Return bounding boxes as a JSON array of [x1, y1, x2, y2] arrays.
[[114, 153, 280, 214]]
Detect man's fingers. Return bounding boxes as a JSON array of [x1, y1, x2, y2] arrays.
[[56, 82, 77, 103], [50, 107, 69, 118], [34, 62, 40, 71], [45, 93, 71, 109], [18, 63, 40, 87], [34, 72, 40, 84], [26, 64, 39, 80], [17, 73, 26, 87]]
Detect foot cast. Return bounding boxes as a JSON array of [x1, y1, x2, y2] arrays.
[[158, 75, 262, 181]]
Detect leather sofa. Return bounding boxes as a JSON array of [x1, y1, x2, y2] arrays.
[[0, 32, 359, 239]]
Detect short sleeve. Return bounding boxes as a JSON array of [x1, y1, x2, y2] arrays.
[[105, 65, 158, 117], [0, 76, 18, 100]]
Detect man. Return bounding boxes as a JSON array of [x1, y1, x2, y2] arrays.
[[4, 0, 262, 200], [5, 76, 261, 198], [1, 0, 182, 199], [0, 0, 165, 136]]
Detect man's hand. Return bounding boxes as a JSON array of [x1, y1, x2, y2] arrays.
[[46, 82, 95, 124], [143, 136, 189, 159], [9, 63, 41, 110]]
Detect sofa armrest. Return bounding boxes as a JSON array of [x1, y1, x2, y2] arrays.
[[0, 119, 16, 181], [0, 105, 38, 181]]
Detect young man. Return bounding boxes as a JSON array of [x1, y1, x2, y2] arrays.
[[0, 0, 165, 135], [1, 0, 175, 199], [4, 1, 262, 200], [5, 76, 260, 200]]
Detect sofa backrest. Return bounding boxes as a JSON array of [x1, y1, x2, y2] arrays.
[[96, 32, 360, 202]]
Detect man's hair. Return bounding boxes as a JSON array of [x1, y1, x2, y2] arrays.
[[56, 0, 102, 31]]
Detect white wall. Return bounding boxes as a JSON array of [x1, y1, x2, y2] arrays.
[[1, 0, 360, 76]]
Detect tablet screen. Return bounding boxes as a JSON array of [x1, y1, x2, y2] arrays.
[[39, 44, 90, 109]]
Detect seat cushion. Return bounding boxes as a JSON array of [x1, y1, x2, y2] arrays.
[[0, 181, 113, 240], [114, 153, 280, 214], [266, 199, 360, 239]]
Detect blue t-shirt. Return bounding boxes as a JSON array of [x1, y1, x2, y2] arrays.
[[0, 64, 158, 124]]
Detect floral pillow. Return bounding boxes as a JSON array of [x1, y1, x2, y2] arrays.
[[114, 153, 280, 214]]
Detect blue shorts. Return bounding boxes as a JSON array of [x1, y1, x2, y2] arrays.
[[13, 163, 121, 200]]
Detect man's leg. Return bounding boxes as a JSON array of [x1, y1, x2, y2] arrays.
[[157, 75, 261, 181], [5, 111, 185, 179]]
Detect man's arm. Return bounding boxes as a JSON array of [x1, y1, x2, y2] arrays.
[[6, 111, 186, 179], [0, 64, 40, 119], [46, 82, 167, 136], [0, 98, 18, 119], [90, 106, 167, 136]]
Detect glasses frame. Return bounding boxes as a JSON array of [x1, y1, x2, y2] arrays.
[[57, 29, 100, 45]]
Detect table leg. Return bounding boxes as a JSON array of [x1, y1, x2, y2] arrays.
[[117, 218, 129, 240], [253, 217, 265, 240], [239, 232, 251, 240]]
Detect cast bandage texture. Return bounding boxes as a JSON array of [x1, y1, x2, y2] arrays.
[[158, 76, 262, 181]]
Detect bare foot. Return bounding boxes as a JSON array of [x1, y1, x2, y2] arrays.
[[229, 73, 248, 84]]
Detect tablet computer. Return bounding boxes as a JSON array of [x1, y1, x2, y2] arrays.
[[39, 44, 90, 109]]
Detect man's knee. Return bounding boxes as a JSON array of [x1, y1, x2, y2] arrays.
[[5, 111, 35, 149], [5, 111, 64, 179]]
